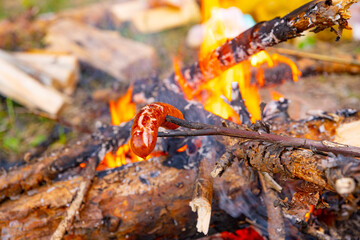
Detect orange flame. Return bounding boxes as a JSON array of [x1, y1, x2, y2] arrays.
[[270, 89, 284, 101], [272, 53, 302, 82], [97, 86, 144, 171], [305, 205, 315, 222], [109, 86, 136, 125], [175, 2, 301, 123]]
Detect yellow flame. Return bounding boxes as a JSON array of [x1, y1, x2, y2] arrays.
[[175, 2, 301, 124], [109, 86, 136, 125], [97, 86, 143, 171]]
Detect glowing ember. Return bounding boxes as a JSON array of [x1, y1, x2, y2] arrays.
[[177, 144, 188, 152], [174, 2, 301, 124], [220, 227, 264, 240]]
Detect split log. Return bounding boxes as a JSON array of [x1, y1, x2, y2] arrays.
[[112, 0, 200, 33], [111, 1, 145, 22], [181, 0, 358, 86], [0, 57, 66, 116], [14, 52, 79, 94], [335, 120, 360, 147], [147, 0, 183, 9], [45, 19, 157, 82]]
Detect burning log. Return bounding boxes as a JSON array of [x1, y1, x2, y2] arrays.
[[1, 1, 360, 239], [181, 0, 358, 85]]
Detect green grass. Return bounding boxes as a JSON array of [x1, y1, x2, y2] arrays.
[[0, 0, 101, 19]]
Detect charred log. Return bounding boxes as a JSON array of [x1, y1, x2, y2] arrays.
[[0, 122, 132, 202], [0, 157, 252, 239]]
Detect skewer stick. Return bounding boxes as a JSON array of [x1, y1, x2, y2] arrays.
[[159, 116, 360, 158]]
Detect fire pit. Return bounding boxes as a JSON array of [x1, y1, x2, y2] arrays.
[[0, 0, 360, 240]]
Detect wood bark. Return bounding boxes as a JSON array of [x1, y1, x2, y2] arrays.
[[0, 156, 249, 239]]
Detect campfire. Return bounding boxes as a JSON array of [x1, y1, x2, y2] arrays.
[[1, 0, 360, 240]]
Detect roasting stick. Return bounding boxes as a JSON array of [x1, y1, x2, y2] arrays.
[[159, 116, 360, 158], [189, 154, 214, 235], [51, 157, 97, 240]]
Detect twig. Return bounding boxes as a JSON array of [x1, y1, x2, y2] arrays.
[[261, 172, 282, 193], [50, 157, 97, 240], [189, 155, 214, 235], [272, 47, 360, 66], [158, 116, 360, 158], [259, 172, 285, 240]]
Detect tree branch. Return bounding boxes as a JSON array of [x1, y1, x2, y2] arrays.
[[159, 116, 360, 158]]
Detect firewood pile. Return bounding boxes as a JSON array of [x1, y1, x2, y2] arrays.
[[1, 0, 360, 239]]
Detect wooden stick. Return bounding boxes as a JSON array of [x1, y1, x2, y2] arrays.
[[272, 48, 360, 66], [189, 150, 214, 235], [160, 116, 360, 158], [259, 172, 285, 240], [50, 157, 97, 240]]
